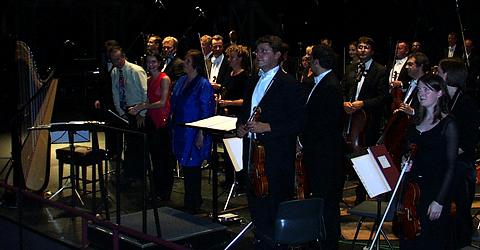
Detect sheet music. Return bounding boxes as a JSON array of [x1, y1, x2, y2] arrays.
[[350, 150, 391, 198], [222, 137, 243, 172], [185, 115, 237, 131]]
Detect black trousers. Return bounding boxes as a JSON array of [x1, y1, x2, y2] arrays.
[[182, 167, 202, 212], [146, 117, 174, 200], [453, 161, 476, 248]]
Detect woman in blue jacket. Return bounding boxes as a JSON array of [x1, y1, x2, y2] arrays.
[[170, 49, 215, 213]]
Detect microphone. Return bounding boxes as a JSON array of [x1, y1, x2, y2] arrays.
[[195, 6, 206, 17], [64, 40, 75, 46]]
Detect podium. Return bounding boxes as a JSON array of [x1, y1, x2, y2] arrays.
[[185, 115, 238, 221]]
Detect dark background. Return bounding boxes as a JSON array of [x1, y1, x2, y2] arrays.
[[1, 0, 479, 126]]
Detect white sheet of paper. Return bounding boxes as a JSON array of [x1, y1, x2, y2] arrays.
[[222, 137, 243, 172], [185, 115, 237, 131], [350, 151, 391, 198], [377, 155, 391, 169]]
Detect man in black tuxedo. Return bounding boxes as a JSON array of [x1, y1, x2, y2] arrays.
[[343, 36, 389, 204], [388, 40, 412, 112], [300, 44, 344, 250], [160, 36, 184, 85], [443, 32, 464, 60], [207, 35, 231, 94], [236, 35, 305, 248]]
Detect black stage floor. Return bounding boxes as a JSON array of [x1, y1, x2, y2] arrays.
[[1, 131, 480, 249]]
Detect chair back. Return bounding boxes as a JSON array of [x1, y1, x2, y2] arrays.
[[274, 198, 326, 245]]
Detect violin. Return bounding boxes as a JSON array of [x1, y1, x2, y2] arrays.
[[392, 144, 421, 240], [294, 152, 308, 200], [249, 107, 269, 198]]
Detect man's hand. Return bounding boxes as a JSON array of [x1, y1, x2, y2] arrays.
[[390, 80, 402, 89], [136, 115, 145, 128], [94, 100, 101, 109], [246, 121, 271, 134], [427, 201, 443, 221], [128, 103, 145, 116], [351, 100, 364, 110], [344, 101, 363, 114], [236, 124, 248, 138]]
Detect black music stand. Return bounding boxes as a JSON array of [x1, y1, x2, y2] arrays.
[[184, 115, 238, 222], [30, 121, 109, 213]]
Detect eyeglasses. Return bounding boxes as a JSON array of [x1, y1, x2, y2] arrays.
[[254, 48, 273, 55], [357, 45, 371, 50]]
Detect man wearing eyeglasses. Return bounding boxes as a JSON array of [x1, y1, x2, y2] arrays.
[[236, 35, 305, 248]]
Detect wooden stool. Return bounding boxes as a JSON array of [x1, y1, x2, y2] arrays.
[[56, 145, 107, 212]]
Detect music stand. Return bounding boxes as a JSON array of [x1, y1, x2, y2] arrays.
[[348, 145, 400, 250], [184, 115, 237, 222], [222, 137, 244, 211]]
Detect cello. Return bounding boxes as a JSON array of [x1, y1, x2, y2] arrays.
[[377, 109, 411, 170], [390, 71, 404, 111], [294, 152, 308, 200], [248, 107, 269, 198], [343, 63, 368, 180], [343, 62, 368, 154], [392, 144, 421, 240], [389, 41, 405, 111]]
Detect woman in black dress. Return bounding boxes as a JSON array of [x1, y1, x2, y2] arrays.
[[401, 74, 458, 249]]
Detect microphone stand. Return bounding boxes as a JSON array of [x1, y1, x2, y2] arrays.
[[455, 0, 470, 68], [180, 9, 205, 42]]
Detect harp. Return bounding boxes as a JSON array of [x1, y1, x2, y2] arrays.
[[8, 41, 58, 193]]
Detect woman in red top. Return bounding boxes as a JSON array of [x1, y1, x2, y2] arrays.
[[129, 52, 173, 200]]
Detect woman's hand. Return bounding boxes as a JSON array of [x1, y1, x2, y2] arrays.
[[401, 157, 413, 172], [427, 201, 443, 220], [195, 131, 204, 149], [394, 103, 414, 116]]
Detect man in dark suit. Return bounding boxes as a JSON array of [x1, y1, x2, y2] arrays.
[[236, 35, 305, 248], [207, 35, 231, 93], [443, 32, 464, 60], [388, 40, 412, 112], [343, 36, 388, 204], [300, 44, 344, 250], [160, 36, 184, 85]]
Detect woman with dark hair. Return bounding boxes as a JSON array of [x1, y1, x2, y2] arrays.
[[437, 57, 480, 249], [170, 49, 215, 213], [401, 74, 458, 249], [129, 52, 173, 200]]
